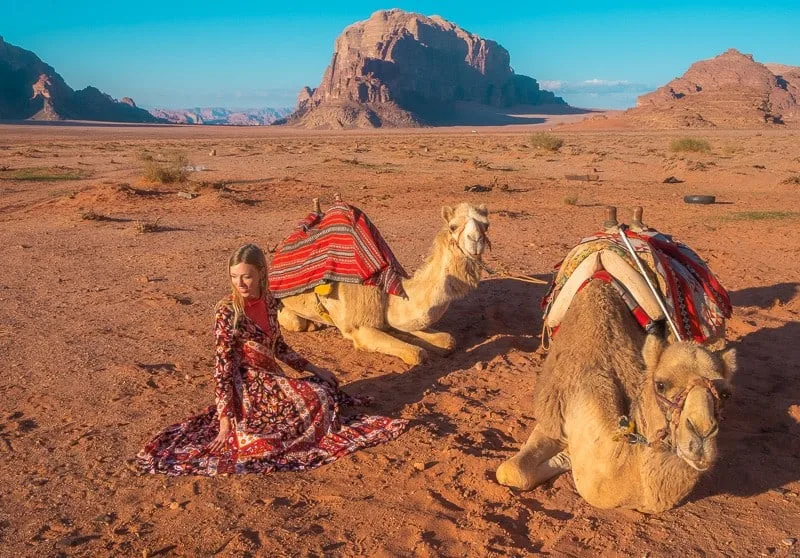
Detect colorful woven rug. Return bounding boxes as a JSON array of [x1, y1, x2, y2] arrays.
[[542, 228, 732, 343], [269, 202, 409, 299]]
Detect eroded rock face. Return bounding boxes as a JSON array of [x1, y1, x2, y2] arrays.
[[626, 49, 800, 128], [286, 9, 566, 128], [0, 36, 160, 123]]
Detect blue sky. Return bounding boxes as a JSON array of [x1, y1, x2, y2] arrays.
[[3, 1, 799, 110]]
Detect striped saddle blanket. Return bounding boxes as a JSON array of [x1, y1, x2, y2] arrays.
[[542, 228, 732, 343], [269, 202, 409, 299]]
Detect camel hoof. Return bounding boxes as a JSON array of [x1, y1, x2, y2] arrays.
[[403, 347, 429, 366], [496, 459, 536, 491], [435, 333, 457, 354]]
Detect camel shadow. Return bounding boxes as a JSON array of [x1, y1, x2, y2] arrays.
[[346, 277, 550, 419], [691, 320, 800, 500], [729, 282, 800, 308]]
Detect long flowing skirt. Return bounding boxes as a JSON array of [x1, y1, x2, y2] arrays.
[[136, 376, 407, 476]]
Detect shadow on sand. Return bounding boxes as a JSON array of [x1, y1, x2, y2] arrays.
[[345, 276, 550, 427], [691, 284, 800, 501], [729, 282, 800, 309], [427, 102, 595, 127]]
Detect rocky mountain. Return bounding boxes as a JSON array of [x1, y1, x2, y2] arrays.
[[624, 49, 800, 128], [148, 107, 292, 125], [0, 36, 160, 123], [284, 9, 568, 128]]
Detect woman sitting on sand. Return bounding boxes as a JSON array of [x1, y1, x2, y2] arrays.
[[137, 244, 407, 476]]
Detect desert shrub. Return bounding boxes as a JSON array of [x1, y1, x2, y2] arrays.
[[142, 151, 188, 183], [135, 218, 164, 233], [530, 133, 564, 152], [781, 175, 800, 185], [670, 137, 711, 153], [563, 195, 578, 206]]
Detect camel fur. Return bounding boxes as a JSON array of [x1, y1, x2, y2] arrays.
[[277, 203, 489, 365], [496, 280, 736, 513]]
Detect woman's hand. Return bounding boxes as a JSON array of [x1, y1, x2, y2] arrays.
[[307, 364, 339, 388], [207, 416, 232, 453]]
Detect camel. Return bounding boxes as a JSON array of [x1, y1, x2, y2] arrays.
[[277, 202, 490, 365], [495, 277, 737, 514]]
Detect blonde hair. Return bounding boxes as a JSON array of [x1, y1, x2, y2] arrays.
[[216, 243, 268, 328]]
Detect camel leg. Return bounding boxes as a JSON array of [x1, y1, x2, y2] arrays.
[[405, 329, 456, 354], [531, 451, 571, 485], [496, 426, 564, 490], [347, 325, 428, 366], [278, 307, 322, 332]]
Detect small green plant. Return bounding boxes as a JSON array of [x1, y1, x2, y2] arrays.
[[670, 137, 711, 153], [142, 151, 188, 183], [0, 166, 86, 181], [530, 133, 564, 152], [724, 211, 799, 221], [563, 195, 578, 206]]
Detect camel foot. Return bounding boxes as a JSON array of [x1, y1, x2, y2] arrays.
[[405, 330, 456, 354], [496, 457, 538, 491], [426, 332, 456, 353], [402, 346, 429, 366]]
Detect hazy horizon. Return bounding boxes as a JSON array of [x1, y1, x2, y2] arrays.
[[4, 0, 799, 111]]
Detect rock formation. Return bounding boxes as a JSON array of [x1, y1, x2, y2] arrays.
[[624, 49, 800, 128], [148, 107, 292, 125], [285, 9, 567, 128], [0, 36, 160, 123]]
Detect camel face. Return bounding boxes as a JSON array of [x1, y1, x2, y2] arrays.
[[644, 339, 736, 472], [441, 203, 489, 259]]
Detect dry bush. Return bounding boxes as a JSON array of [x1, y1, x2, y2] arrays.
[[670, 137, 711, 153], [530, 133, 564, 152], [563, 195, 579, 206], [135, 218, 164, 233], [81, 210, 107, 221], [781, 175, 800, 185], [142, 151, 188, 184]]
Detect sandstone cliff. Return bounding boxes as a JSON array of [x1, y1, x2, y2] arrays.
[[624, 49, 800, 128], [285, 9, 567, 128], [0, 36, 161, 123]]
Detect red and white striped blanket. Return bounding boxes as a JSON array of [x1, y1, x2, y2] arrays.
[[269, 202, 409, 299], [542, 228, 732, 343]]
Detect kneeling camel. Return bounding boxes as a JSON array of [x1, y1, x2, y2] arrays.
[[496, 279, 736, 513]]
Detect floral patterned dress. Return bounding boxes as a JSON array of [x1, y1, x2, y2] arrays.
[[136, 292, 407, 476]]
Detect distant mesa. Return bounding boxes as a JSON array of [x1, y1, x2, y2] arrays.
[[148, 107, 293, 126], [0, 36, 161, 123], [282, 9, 575, 128], [622, 48, 800, 128]]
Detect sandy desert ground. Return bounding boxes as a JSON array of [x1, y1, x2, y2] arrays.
[[0, 121, 798, 557]]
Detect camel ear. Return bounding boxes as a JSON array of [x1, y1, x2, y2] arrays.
[[441, 206, 454, 223], [643, 334, 665, 370], [718, 347, 737, 380], [476, 203, 488, 216]]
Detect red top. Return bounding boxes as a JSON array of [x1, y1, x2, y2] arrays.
[[245, 297, 269, 332]]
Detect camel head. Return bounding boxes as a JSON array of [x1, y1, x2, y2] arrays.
[[642, 336, 737, 471], [441, 203, 490, 260]]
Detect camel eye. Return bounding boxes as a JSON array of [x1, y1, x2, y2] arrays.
[[720, 390, 731, 401], [655, 381, 666, 394], [449, 224, 458, 232]]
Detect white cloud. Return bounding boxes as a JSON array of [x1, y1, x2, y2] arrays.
[[537, 78, 656, 109]]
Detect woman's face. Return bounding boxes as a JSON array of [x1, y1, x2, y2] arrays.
[[230, 263, 262, 299]]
